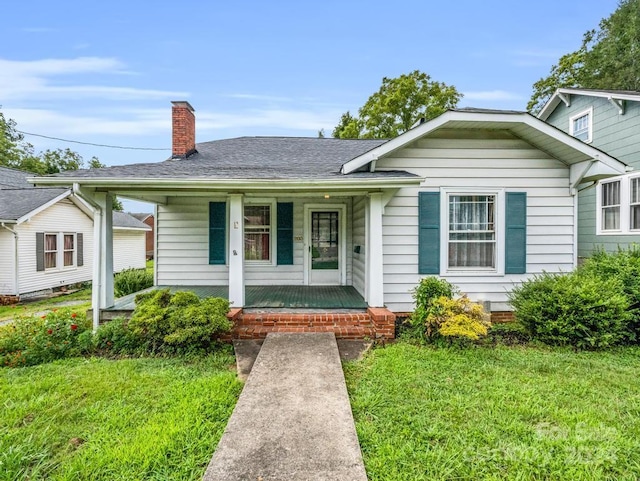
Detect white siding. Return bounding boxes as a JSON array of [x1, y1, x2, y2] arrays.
[[15, 199, 94, 296], [376, 129, 575, 312], [113, 230, 147, 272], [0, 229, 16, 295], [352, 196, 366, 297], [156, 196, 354, 287]]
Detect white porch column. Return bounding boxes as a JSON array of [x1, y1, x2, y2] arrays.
[[367, 192, 384, 307], [92, 193, 114, 330], [228, 194, 245, 307]]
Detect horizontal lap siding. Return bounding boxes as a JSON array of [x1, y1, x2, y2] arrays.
[[16, 200, 94, 295], [113, 231, 147, 272], [0, 230, 15, 294], [377, 130, 574, 312], [156, 196, 353, 286], [547, 96, 640, 258], [352, 196, 366, 297]]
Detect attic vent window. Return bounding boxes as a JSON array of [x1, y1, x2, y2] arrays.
[[569, 107, 592, 143]]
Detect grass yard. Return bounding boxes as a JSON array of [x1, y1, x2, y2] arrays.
[[0, 351, 241, 481], [0, 288, 92, 322], [345, 343, 640, 481]]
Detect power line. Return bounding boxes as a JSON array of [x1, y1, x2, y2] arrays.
[[17, 130, 171, 151]]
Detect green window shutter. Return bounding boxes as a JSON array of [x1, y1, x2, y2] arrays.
[[77, 233, 84, 267], [277, 202, 294, 265], [418, 192, 440, 274], [36, 232, 45, 272], [209, 202, 226, 265], [505, 192, 527, 274]]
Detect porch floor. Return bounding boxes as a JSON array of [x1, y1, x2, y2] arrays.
[[108, 285, 368, 311]]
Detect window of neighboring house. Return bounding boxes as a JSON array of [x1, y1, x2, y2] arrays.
[[447, 194, 496, 269], [244, 205, 271, 262], [44, 233, 58, 269], [569, 108, 593, 142], [631, 178, 640, 231], [601, 180, 621, 231], [63, 233, 75, 267]]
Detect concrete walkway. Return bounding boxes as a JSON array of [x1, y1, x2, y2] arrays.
[[203, 333, 367, 481]]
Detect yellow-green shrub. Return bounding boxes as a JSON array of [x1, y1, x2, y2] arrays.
[[426, 295, 491, 341]]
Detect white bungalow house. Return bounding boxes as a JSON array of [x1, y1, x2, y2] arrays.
[[0, 166, 150, 301], [33, 102, 627, 337]]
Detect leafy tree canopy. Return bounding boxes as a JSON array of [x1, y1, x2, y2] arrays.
[[332, 70, 462, 139], [0, 110, 123, 210], [528, 0, 640, 113]]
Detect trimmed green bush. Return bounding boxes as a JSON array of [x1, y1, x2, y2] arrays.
[[509, 271, 632, 349], [580, 246, 640, 342], [114, 268, 154, 297], [0, 309, 92, 367], [127, 289, 232, 354]]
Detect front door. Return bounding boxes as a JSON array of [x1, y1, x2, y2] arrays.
[[306, 208, 343, 285]]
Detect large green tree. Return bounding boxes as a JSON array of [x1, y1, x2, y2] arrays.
[[332, 70, 462, 139], [528, 0, 640, 113], [0, 110, 123, 210]]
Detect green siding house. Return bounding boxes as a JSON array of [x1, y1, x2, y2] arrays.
[[539, 88, 640, 258]]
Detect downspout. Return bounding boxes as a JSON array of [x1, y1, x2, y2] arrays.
[[1, 223, 19, 297], [72, 184, 102, 331]]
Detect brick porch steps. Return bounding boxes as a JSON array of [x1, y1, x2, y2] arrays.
[[227, 307, 395, 340]]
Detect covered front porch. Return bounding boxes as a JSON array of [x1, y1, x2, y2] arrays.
[[108, 285, 368, 311]]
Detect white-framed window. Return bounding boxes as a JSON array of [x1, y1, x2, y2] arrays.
[[63, 233, 76, 267], [597, 174, 640, 234], [44, 233, 58, 269], [569, 107, 593, 143], [441, 189, 505, 274], [244, 203, 274, 263]]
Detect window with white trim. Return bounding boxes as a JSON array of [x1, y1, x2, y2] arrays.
[[244, 205, 272, 261], [44, 233, 57, 269], [63, 233, 75, 267], [447, 194, 496, 269], [597, 175, 640, 234], [601, 180, 621, 231], [569, 108, 593, 143]]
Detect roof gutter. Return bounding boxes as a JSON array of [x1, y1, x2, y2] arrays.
[[1, 223, 20, 297]]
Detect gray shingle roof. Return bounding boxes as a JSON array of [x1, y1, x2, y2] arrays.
[[0, 166, 35, 189], [113, 211, 151, 230], [0, 188, 69, 221], [45, 137, 411, 181]]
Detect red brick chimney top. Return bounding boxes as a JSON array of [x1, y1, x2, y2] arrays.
[[171, 101, 196, 159]]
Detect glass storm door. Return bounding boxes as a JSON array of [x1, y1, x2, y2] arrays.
[[310, 211, 340, 285]]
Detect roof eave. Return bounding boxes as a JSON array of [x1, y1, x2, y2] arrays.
[[538, 88, 640, 120]]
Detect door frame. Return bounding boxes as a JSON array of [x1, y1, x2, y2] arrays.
[[303, 204, 347, 286]]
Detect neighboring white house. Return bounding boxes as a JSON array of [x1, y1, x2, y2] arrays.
[[35, 102, 627, 332], [0, 166, 150, 300]]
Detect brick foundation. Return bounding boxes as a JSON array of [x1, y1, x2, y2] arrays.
[[228, 308, 397, 340], [0, 295, 19, 306], [491, 311, 515, 323]]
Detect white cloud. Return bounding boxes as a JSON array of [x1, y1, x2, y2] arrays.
[[197, 108, 341, 133], [463, 90, 524, 101], [0, 57, 187, 100], [225, 93, 293, 102]]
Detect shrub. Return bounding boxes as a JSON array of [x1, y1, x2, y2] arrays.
[[114, 268, 154, 297], [426, 295, 491, 341], [509, 271, 632, 349], [407, 277, 458, 339], [127, 289, 232, 354], [0, 309, 91, 367], [483, 321, 531, 346], [580, 246, 640, 342], [94, 318, 140, 355]]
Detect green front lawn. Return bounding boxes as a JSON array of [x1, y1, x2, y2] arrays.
[[0, 352, 241, 481], [346, 343, 640, 480], [0, 288, 92, 322]]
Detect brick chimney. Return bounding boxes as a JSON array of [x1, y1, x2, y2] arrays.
[[171, 101, 196, 158]]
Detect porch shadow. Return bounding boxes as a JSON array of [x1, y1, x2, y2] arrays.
[[107, 285, 367, 311]]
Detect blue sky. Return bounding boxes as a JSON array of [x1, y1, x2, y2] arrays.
[[1, 0, 620, 210]]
